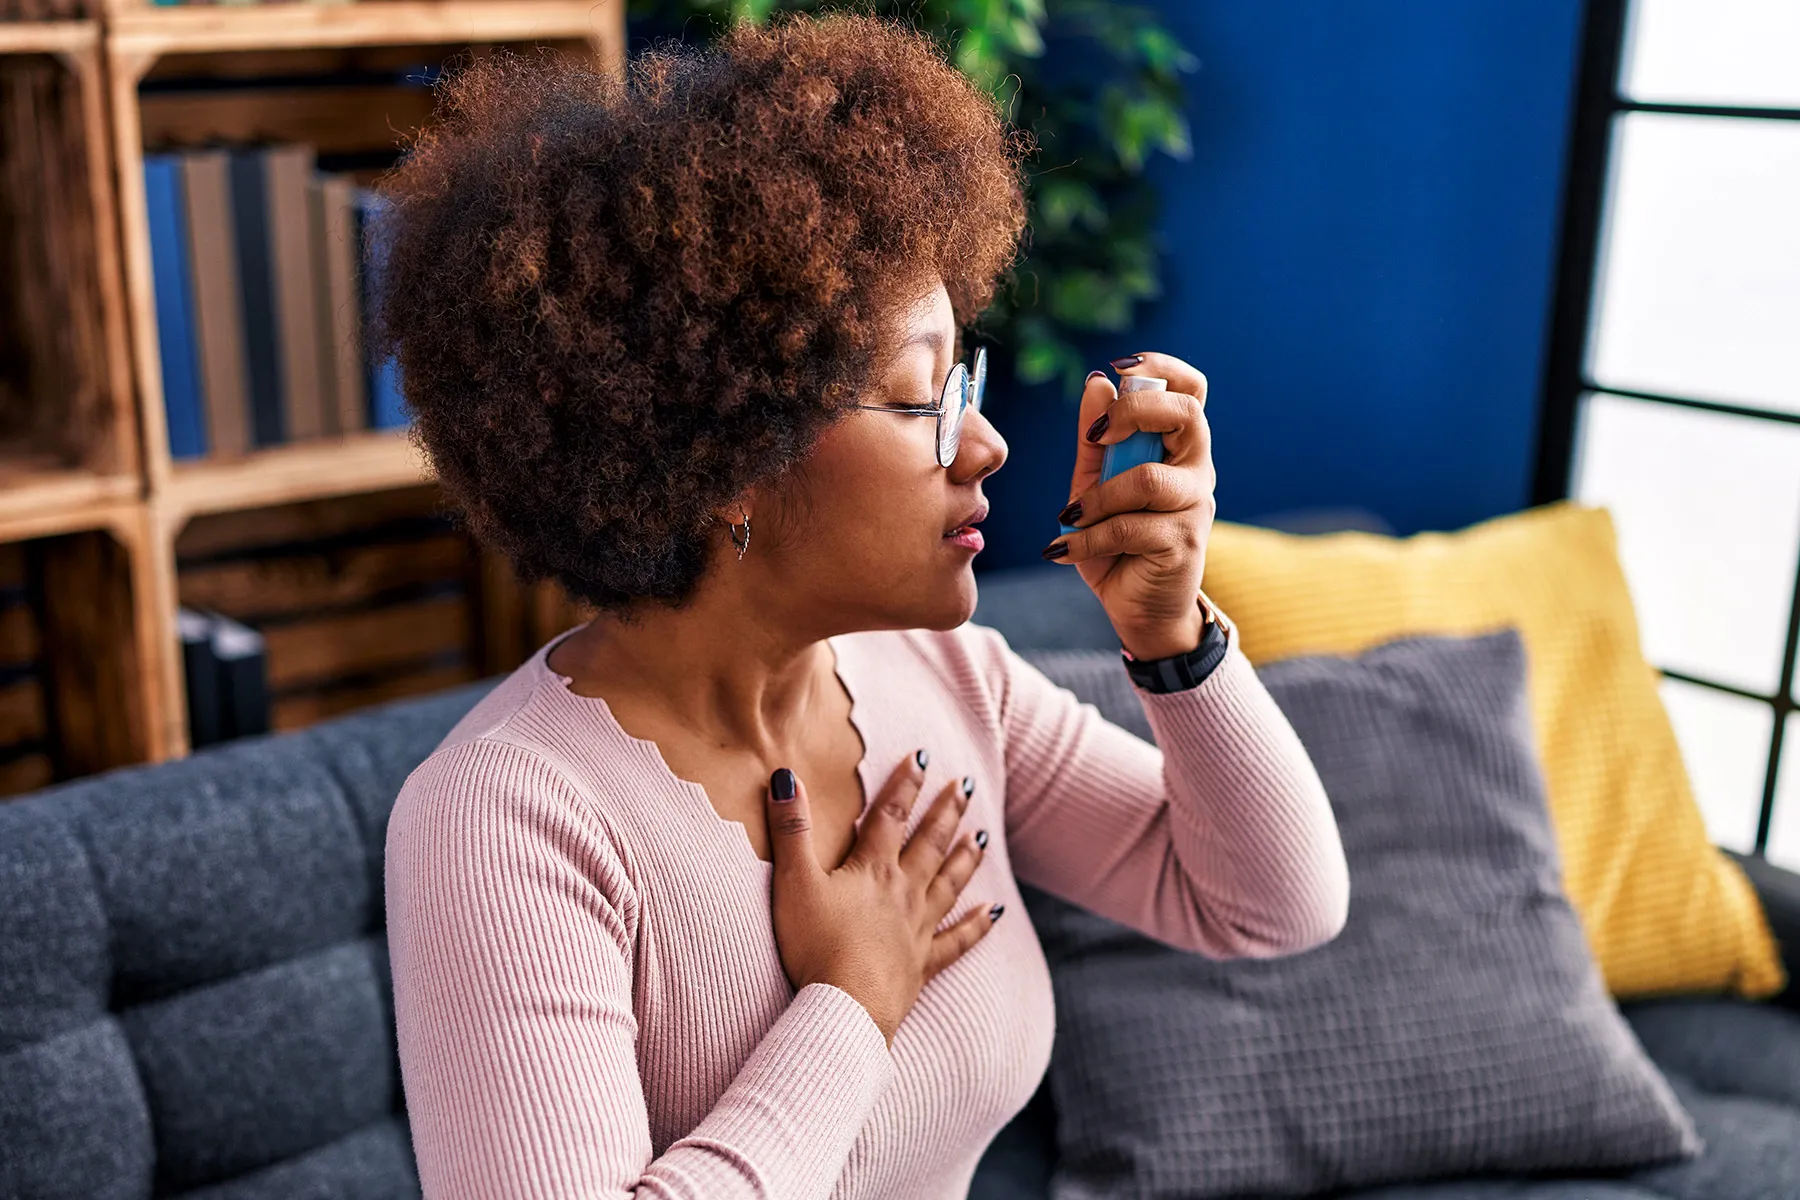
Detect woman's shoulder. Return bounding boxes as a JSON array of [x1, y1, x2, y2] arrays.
[[403, 624, 670, 794], [389, 727, 622, 850], [385, 724, 643, 932], [385, 648, 648, 879], [383, 727, 643, 962]]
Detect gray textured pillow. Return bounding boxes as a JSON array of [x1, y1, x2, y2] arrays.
[[1018, 630, 1702, 1199]]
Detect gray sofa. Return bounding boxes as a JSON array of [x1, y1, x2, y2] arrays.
[[966, 568, 1800, 1200], [1, 563, 1795, 1200]]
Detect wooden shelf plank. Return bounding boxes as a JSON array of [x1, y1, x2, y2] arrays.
[[35, 522, 153, 772], [0, 464, 140, 541], [0, 20, 98, 57], [164, 429, 434, 523], [107, 1, 614, 57]]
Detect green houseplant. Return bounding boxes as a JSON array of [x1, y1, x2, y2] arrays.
[[628, 0, 1198, 399]]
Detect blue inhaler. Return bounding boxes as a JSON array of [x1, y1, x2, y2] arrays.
[[1060, 376, 1167, 536]]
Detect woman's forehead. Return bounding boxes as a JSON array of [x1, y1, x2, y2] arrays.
[[903, 280, 954, 327]]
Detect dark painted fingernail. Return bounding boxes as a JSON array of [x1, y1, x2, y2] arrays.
[[1041, 539, 1069, 561], [770, 767, 796, 801], [989, 903, 1006, 921], [1085, 369, 1107, 382], [975, 829, 989, 850], [1085, 412, 1110, 443], [1110, 354, 1143, 370], [914, 747, 929, 770], [960, 775, 975, 799], [1057, 499, 1082, 526]]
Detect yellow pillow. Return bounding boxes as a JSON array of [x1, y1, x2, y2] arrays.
[[1203, 501, 1785, 1001]]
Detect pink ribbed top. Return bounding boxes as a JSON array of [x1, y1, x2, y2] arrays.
[[384, 617, 1349, 1199]]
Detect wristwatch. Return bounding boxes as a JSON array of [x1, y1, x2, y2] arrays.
[[1120, 590, 1234, 694]]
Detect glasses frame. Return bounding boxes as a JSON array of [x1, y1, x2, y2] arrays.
[[854, 344, 988, 468]]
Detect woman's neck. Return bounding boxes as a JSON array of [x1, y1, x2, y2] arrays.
[[550, 578, 842, 755]]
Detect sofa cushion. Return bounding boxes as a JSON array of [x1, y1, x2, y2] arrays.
[[0, 680, 491, 1199], [1620, 998, 1800, 1112], [1019, 631, 1701, 1199], [1198, 502, 1785, 1001], [1327, 1038, 1800, 1200], [967, 978, 1800, 1200]]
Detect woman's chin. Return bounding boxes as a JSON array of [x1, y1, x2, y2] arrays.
[[871, 547, 981, 630], [920, 566, 980, 628]]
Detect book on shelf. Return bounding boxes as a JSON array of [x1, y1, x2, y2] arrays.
[[354, 188, 410, 431], [176, 607, 222, 747], [226, 146, 285, 447], [182, 150, 253, 458], [312, 175, 369, 437], [143, 144, 403, 468], [265, 145, 329, 444], [213, 614, 271, 742], [177, 606, 270, 749], [143, 155, 207, 460]]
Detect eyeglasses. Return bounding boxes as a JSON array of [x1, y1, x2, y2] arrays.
[[854, 345, 987, 468]]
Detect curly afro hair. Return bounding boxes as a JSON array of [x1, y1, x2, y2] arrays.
[[370, 12, 1030, 616]]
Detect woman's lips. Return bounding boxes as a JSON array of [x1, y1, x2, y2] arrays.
[[943, 526, 985, 552]]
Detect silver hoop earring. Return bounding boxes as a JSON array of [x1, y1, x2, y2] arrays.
[[729, 508, 751, 561]]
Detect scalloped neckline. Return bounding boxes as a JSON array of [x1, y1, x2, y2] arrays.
[[535, 623, 877, 871]]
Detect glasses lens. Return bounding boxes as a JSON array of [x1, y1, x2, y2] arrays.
[[969, 346, 987, 415], [938, 362, 970, 467]]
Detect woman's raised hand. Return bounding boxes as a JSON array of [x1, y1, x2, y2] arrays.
[[1045, 351, 1217, 662], [764, 750, 999, 1047]]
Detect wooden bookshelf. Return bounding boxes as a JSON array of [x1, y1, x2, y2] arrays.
[[0, 22, 139, 549], [0, 20, 97, 57], [0, 15, 152, 784], [0, 0, 625, 788], [0, 459, 140, 538], [164, 429, 431, 526], [106, 1, 622, 503]]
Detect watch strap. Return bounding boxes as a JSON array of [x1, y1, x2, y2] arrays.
[[1121, 591, 1233, 694]]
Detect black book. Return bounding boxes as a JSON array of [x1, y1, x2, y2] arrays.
[[210, 614, 271, 740], [228, 149, 287, 448], [177, 608, 225, 750]]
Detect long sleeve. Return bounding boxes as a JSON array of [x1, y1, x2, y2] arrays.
[[975, 620, 1350, 959], [384, 737, 895, 1199]]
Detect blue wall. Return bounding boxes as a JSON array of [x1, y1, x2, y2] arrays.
[[978, 0, 1586, 570]]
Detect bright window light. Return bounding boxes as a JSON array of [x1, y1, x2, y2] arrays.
[[1573, 392, 1800, 696], [1623, 0, 1800, 109], [1660, 678, 1773, 853], [1588, 113, 1800, 414]]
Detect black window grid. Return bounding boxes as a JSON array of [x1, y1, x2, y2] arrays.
[[1532, 0, 1800, 859]]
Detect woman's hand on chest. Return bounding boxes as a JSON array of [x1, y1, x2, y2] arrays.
[[761, 751, 1004, 1047]]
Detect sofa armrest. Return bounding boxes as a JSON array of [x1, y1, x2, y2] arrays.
[[1724, 849, 1800, 1013]]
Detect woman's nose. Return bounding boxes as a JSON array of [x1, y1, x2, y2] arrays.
[[953, 409, 1007, 482]]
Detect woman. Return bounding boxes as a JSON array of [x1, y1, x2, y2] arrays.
[[379, 13, 1349, 1199]]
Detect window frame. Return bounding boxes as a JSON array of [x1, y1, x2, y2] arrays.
[[1532, 0, 1800, 858]]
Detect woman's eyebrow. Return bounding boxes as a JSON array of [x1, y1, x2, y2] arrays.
[[902, 329, 947, 352]]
